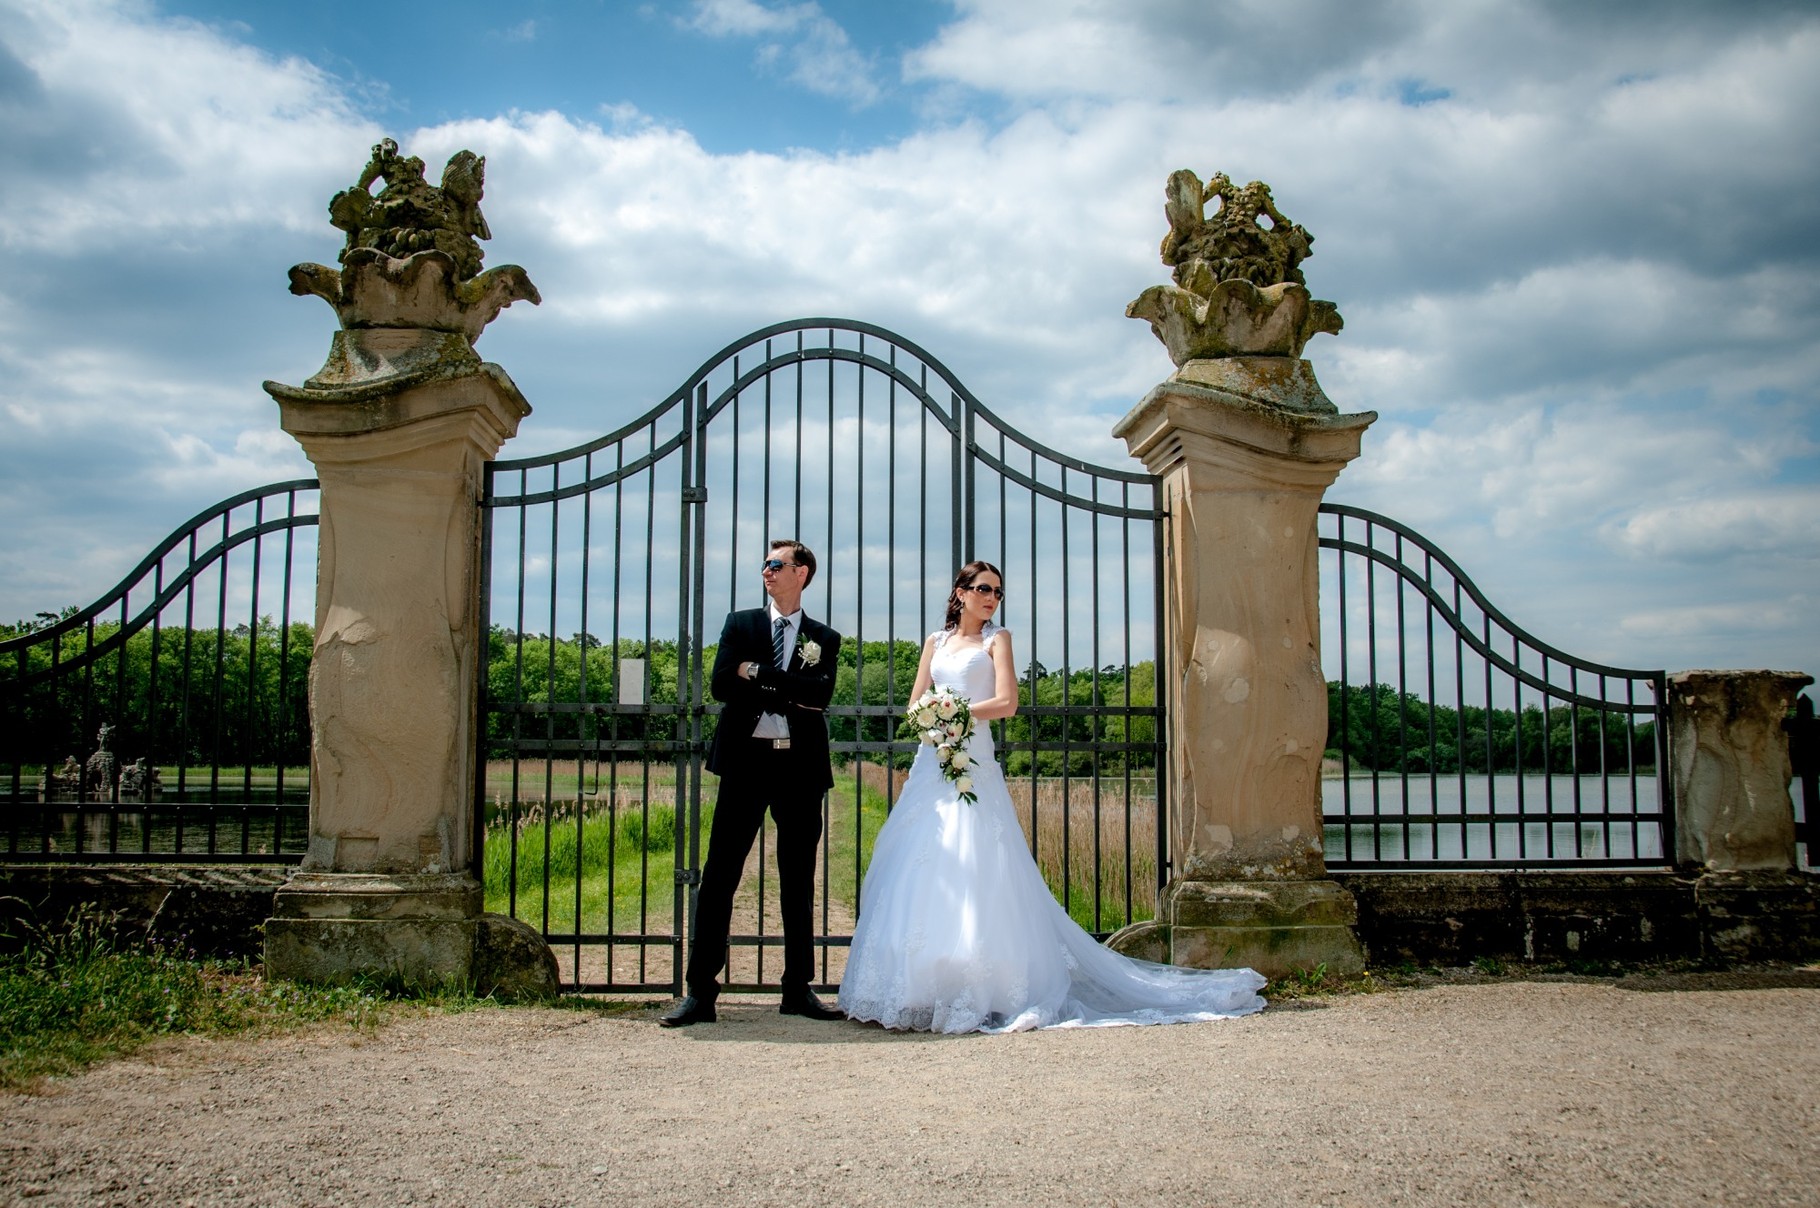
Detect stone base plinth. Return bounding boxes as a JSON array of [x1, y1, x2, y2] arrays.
[[264, 872, 481, 988], [1107, 878, 1365, 979], [1695, 870, 1820, 962], [263, 872, 557, 998]]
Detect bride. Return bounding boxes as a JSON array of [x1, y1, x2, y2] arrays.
[[839, 561, 1267, 1033]]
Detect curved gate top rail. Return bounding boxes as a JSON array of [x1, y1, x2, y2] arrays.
[[0, 480, 320, 669], [489, 318, 1156, 509], [1, 479, 320, 863], [479, 317, 1170, 993], [1317, 503, 1671, 870]]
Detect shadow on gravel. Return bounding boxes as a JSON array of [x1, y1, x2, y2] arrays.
[[1611, 969, 1820, 993], [1371, 965, 1820, 997], [553, 997, 956, 1044]]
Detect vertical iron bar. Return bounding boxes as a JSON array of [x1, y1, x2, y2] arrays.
[[1335, 513, 1352, 861]]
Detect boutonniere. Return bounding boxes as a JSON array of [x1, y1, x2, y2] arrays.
[[796, 635, 822, 667]]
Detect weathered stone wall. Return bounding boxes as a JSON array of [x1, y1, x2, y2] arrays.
[[8, 865, 1815, 970], [0, 866, 286, 960], [1339, 870, 1820, 964]]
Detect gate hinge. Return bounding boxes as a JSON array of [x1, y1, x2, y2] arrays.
[[674, 868, 701, 887], [681, 486, 708, 504]]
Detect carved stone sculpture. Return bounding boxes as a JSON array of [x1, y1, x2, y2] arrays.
[[119, 757, 163, 803], [1127, 170, 1343, 407], [270, 138, 540, 403], [84, 723, 118, 802], [40, 755, 82, 803]]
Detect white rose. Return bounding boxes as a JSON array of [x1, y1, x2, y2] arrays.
[[797, 639, 821, 666], [916, 706, 936, 728], [950, 751, 969, 773], [955, 776, 973, 795], [936, 697, 957, 719]]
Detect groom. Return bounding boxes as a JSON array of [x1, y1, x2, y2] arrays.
[[660, 539, 845, 1026]]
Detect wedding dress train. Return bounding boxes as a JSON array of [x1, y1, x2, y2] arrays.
[[839, 625, 1266, 1033]]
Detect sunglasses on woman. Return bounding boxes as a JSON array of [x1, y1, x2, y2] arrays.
[[962, 583, 1004, 599]]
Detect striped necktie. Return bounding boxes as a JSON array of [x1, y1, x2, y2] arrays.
[[773, 616, 789, 670]]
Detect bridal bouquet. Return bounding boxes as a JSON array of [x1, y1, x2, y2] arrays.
[[899, 686, 978, 804]]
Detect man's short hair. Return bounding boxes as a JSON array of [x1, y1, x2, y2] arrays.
[[768, 539, 816, 586]]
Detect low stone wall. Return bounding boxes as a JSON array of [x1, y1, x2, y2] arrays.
[[6, 865, 1817, 972], [1338, 869, 1820, 965], [0, 866, 287, 961]]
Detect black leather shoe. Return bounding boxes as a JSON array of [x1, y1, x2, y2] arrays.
[[658, 995, 717, 1027], [778, 989, 846, 1021]]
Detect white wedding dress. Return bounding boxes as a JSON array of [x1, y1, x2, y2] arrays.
[[839, 624, 1266, 1033]]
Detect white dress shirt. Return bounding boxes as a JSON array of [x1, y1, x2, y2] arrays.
[[751, 603, 801, 739]]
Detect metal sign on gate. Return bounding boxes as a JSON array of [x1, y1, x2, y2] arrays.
[[476, 319, 1170, 993]]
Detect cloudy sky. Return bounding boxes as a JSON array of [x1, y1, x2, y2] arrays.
[[2, 0, 1816, 677]]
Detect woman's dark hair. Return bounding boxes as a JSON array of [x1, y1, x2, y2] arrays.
[[943, 560, 1004, 630]]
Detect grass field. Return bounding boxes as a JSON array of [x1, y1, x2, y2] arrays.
[[482, 760, 1158, 939]]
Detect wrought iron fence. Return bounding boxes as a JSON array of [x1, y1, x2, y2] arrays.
[[479, 318, 1167, 992], [2, 347, 1744, 930], [1318, 504, 1671, 868], [0, 481, 318, 862]]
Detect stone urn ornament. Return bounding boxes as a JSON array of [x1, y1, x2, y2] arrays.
[[268, 138, 541, 405], [1126, 170, 1344, 414]]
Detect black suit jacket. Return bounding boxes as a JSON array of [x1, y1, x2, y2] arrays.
[[706, 608, 841, 791]]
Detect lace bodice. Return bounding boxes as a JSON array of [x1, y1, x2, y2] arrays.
[[930, 623, 1005, 703]]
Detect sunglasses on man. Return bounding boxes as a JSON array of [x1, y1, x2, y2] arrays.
[[761, 558, 799, 573]]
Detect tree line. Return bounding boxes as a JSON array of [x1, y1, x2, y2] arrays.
[[1325, 681, 1658, 776], [481, 629, 1159, 776], [2, 618, 1656, 779], [1, 616, 313, 776]]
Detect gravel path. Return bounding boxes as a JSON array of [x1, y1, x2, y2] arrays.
[[4, 975, 1818, 1207]]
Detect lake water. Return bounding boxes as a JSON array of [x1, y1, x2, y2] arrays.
[[1323, 773, 1666, 864], [0, 794, 308, 859]]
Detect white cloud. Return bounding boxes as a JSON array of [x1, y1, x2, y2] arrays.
[[0, 0, 378, 251], [1620, 597, 1813, 647], [682, 0, 880, 105], [1608, 490, 1820, 561], [1, 0, 1816, 679], [686, 0, 812, 38]]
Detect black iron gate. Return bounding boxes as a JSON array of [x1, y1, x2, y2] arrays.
[[477, 319, 1169, 992], [1318, 505, 1672, 868]]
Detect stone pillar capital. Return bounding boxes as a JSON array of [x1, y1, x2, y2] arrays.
[[272, 363, 530, 467], [1114, 367, 1375, 490]]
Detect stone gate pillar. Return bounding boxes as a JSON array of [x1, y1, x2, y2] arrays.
[[1109, 170, 1372, 978], [1669, 669, 1811, 872], [1668, 669, 1817, 960], [260, 139, 554, 994]]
